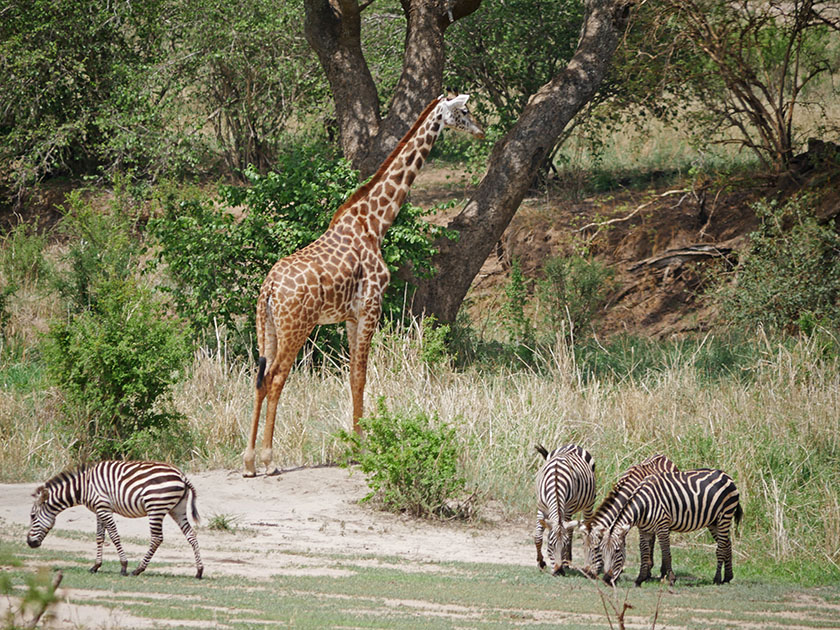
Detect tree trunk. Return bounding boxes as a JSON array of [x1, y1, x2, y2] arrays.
[[410, 0, 635, 322], [304, 0, 481, 178]]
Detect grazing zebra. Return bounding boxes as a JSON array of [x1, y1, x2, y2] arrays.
[[580, 454, 678, 577], [27, 461, 204, 579], [534, 444, 596, 575], [601, 469, 742, 587]]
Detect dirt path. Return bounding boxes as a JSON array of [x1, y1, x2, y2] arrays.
[[0, 466, 533, 580]]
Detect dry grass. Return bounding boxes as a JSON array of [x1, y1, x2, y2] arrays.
[[154, 319, 840, 573]]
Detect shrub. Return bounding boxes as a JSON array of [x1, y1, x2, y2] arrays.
[[537, 251, 615, 341], [148, 145, 453, 356], [51, 189, 139, 313], [41, 277, 192, 460], [340, 399, 468, 519], [713, 196, 840, 334], [0, 222, 49, 289], [502, 258, 534, 348]]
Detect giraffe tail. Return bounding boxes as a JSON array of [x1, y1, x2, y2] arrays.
[[256, 356, 267, 390]]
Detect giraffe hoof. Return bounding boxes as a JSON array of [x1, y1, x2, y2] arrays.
[[266, 467, 282, 477], [242, 470, 257, 478]]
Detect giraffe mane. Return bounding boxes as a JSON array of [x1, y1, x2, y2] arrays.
[[329, 96, 443, 228]]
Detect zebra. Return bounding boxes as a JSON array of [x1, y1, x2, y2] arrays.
[[534, 443, 596, 575], [27, 460, 204, 579], [601, 468, 742, 587], [580, 454, 678, 577]]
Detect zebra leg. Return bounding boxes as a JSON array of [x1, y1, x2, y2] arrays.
[[711, 523, 734, 584], [171, 503, 204, 579], [132, 512, 166, 576], [98, 509, 128, 575], [90, 516, 106, 573], [535, 514, 546, 570], [656, 527, 675, 586], [634, 531, 654, 587]]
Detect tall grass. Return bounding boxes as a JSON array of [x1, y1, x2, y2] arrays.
[[3, 317, 838, 579]]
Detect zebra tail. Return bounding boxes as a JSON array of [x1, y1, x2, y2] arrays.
[[256, 356, 267, 390], [734, 502, 743, 528], [186, 479, 201, 526], [535, 444, 549, 460]]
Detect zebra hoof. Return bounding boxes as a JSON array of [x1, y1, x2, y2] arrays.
[[552, 566, 566, 577], [89, 564, 100, 574], [131, 567, 145, 576], [195, 566, 204, 579]]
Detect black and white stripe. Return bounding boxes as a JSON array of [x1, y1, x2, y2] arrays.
[[580, 454, 678, 576], [27, 461, 204, 578], [602, 468, 742, 586], [534, 444, 596, 575]]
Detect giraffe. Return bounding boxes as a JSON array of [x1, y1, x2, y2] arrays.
[[243, 94, 484, 476]]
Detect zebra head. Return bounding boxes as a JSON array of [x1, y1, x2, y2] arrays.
[[27, 485, 57, 548], [580, 522, 606, 577], [540, 518, 578, 576], [601, 523, 631, 585]]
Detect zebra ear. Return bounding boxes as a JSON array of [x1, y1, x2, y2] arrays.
[[539, 518, 549, 529], [32, 485, 45, 502]]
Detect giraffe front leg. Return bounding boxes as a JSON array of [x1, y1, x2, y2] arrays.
[[347, 311, 379, 435], [133, 514, 165, 576]]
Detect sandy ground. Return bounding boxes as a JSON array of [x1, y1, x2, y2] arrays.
[[0, 466, 533, 581]]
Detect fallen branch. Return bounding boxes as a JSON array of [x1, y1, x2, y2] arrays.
[[628, 244, 733, 272], [577, 189, 690, 234]]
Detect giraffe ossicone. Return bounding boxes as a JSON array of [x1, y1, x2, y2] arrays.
[[243, 94, 483, 477]]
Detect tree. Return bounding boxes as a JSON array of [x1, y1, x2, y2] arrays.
[[617, 0, 840, 173], [304, 0, 634, 322], [412, 0, 635, 321], [304, 0, 482, 178]]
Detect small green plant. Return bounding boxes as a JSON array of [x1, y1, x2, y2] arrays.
[[712, 196, 840, 334], [339, 399, 468, 519], [208, 513, 239, 532], [537, 250, 614, 342]]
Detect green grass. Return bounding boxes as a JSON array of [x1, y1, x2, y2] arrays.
[[2, 535, 839, 630]]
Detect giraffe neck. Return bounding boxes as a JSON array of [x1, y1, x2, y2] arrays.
[[331, 97, 445, 242]]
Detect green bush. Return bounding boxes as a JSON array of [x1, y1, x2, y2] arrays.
[[0, 222, 49, 289], [149, 145, 453, 355], [41, 277, 192, 461], [537, 252, 615, 341], [51, 189, 140, 313], [713, 196, 840, 334], [340, 399, 468, 519], [502, 258, 534, 348]]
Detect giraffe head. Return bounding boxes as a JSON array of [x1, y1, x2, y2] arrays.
[[438, 94, 484, 139]]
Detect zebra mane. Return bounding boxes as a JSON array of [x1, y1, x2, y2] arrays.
[[43, 462, 92, 490]]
